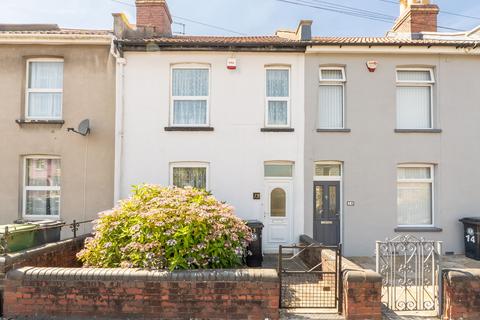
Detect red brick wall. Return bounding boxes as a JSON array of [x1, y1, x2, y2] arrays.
[[136, 0, 172, 36], [443, 269, 480, 320], [392, 5, 439, 34], [4, 267, 279, 320]]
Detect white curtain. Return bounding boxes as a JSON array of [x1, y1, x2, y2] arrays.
[[173, 100, 207, 125], [321, 69, 343, 80], [26, 190, 60, 216], [398, 167, 430, 180], [397, 70, 431, 82], [268, 101, 288, 125], [397, 86, 431, 129], [267, 70, 289, 97], [28, 93, 62, 118], [173, 167, 207, 189], [29, 62, 63, 89], [318, 85, 343, 128], [172, 69, 209, 97], [397, 182, 432, 225]]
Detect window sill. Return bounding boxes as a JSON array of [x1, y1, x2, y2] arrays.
[[316, 128, 351, 133], [261, 128, 295, 132], [16, 119, 65, 126], [394, 227, 443, 233], [164, 127, 214, 132], [394, 129, 442, 133]]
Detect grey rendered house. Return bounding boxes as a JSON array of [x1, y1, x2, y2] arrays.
[[0, 24, 116, 226], [303, 0, 480, 256]]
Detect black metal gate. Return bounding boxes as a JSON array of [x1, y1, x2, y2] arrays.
[[279, 244, 342, 312]]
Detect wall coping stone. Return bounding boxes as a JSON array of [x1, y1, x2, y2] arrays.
[[344, 269, 383, 283], [7, 267, 279, 282], [444, 268, 480, 283]]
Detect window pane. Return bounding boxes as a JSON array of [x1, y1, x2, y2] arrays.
[[265, 165, 293, 177], [26, 190, 60, 216], [172, 69, 209, 96], [28, 93, 62, 118], [315, 186, 323, 216], [398, 167, 431, 180], [271, 188, 286, 217], [328, 186, 337, 215], [319, 85, 343, 128], [397, 70, 432, 82], [26, 159, 61, 187], [397, 182, 432, 225], [315, 164, 341, 176], [173, 100, 207, 125], [397, 86, 431, 129], [173, 167, 207, 189], [268, 101, 288, 125], [29, 61, 63, 89], [321, 69, 344, 81], [266, 70, 289, 97]]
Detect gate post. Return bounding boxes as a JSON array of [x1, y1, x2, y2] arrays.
[[278, 245, 283, 309], [338, 244, 343, 315]]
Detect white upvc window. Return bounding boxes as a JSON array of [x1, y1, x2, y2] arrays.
[[23, 156, 61, 220], [396, 68, 435, 129], [26, 59, 64, 120], [318, 67, 346, 129], [171, 65, 210, 127], [397, 164, 434, 227], [170, 162, 209, 190], [265, 67, 290, 127]]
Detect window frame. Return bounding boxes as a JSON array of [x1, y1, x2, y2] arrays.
[[25, 58, 64, 120], [22, 155, 61, 220], [318, 67, 346, 129], [169, 161, 210, 189], [397, 164, 435, 228], [396, 68, 435, 130], [265, 67, 291, 128], [170, 64, 211, 127]]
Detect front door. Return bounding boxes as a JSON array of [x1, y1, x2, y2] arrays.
[[264, 180, 293, 251], [313, 181, 340, 245]]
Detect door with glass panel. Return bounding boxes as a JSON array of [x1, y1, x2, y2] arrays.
[[313, 181, 340, 245], [265, 181, 293, 251]]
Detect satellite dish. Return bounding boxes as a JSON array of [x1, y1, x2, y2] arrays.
[[67, 119, 91, 136]]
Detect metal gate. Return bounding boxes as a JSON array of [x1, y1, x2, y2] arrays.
[[279, 244, 342, 311], [376, 235, 442, 313]]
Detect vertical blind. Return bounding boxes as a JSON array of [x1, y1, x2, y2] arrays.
[[28, 61, 63, 119], [397, 70, 432, 82], [172, 68, 209, 125], [266, 69, 289, 126], [397, 167, 433, 226], [318, 85, 343, 128], [397, 86, 431, 129], [321, 69, 344, 81]]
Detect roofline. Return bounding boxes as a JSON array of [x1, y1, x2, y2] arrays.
[[0, 33, 113, 45], [306, 44, 480, 55]]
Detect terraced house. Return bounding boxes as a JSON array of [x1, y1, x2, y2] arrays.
[[0, 25, 116, 227], [113, 0, 480, 256]]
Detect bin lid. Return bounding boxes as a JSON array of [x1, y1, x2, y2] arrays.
[[246, 220, 264, 228], [28, 220, 65, 227], [0, 224, 37, 234], [460, 217, 480, 224]]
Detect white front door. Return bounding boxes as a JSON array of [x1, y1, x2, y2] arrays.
[[264, 180, 293, 252]]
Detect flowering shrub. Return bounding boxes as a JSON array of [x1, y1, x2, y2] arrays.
[[77, 185, 253, 270]]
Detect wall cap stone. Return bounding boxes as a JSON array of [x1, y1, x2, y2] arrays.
[[7, 267, 279, 282], [344, 269, 382, 283], [444, 268, 480, 283]]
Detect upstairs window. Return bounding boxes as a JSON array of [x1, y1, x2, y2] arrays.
[[171, 162, 209, 189], [318, 68, 346, 129], [397, 165, 434, 226], [26, 59, 64, 120], [396, 69, 434, 129], [171, 66, 210, 126], [24, 157, 61, 219], [266, 68, 290, 127]]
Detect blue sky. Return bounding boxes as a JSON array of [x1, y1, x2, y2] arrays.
[[1, 0, 479, 36]]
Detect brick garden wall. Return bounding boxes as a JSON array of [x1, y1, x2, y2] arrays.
[[443, 269, 480, 320], [4, 267, 279, 320]]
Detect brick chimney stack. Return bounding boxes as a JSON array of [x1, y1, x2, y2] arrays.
[[391, 0, 439, 35], [135, 0, 172, 36]]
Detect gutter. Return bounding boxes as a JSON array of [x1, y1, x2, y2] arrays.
[[306, 44, 480, 55], [0, 34, 113, 45]]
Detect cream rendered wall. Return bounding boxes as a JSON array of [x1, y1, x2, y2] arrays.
[[305, 52, 480, 256], [120, 51, 305, 251]]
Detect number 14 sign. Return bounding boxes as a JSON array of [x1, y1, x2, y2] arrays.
[[466, 227, 476, 244]]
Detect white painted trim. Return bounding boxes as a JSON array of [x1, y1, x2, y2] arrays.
[[397, 164, 435, 228], [169, 65, 211, 127], [319, 67, 346, 82], [22, 156, 61, 220], [396, 68, 435, 83], [169, 161, 210, 190], [25, 58, 64, 120], [265, 67, 291, 128]]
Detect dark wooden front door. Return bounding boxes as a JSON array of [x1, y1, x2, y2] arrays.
[[313, 181, 340, 245]]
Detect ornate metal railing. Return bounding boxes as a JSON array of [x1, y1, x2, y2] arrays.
[[0, 219, 93, 256], [376, 235, 442, 314]]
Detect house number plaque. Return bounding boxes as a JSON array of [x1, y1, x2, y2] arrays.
[[253, 193, 261, 200]]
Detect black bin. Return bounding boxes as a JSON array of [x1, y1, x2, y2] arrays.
[[460, 217, 480, 260], [246, 220, 264, 267], [31, 220, 65, 246]]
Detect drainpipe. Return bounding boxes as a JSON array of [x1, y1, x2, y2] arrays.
[[113, 44, 126, 205]]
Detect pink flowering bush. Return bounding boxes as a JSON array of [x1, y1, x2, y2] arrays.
[[77, 185, 253, 270]]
